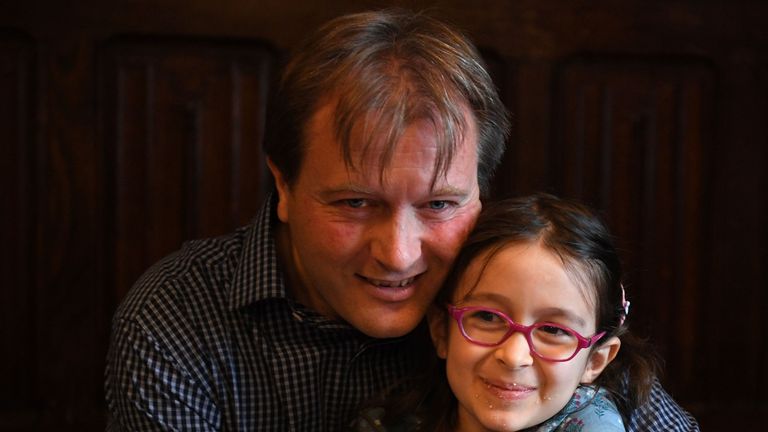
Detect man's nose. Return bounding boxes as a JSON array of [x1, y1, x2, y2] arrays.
[[494, 332, 534, 368], [370, 211, 423, 272]]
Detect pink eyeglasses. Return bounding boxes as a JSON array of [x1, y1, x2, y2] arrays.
[[448, 305, 606, 362]]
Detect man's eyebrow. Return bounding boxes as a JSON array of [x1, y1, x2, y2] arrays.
[[322, 185, 374, 194], [429, 185, 472, 196]]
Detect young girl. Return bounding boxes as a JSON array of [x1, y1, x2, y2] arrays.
[[352, 193, 658, 431]]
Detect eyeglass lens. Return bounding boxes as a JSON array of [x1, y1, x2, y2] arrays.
[[460, 309, 580, 361]]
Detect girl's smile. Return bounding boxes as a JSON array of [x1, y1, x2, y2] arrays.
[[482, 378, 537, 401]]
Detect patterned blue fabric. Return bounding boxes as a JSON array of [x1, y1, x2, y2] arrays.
[[526, 386, 624, 431], [105, 195, 699, 431], [352, 386, 624, 432]]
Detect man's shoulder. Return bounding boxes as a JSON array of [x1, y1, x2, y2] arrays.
[[113, 225, 251, 328], [628, 378, 700, 432]]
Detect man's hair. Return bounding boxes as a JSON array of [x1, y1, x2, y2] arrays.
[[263, 9, 510, 196]]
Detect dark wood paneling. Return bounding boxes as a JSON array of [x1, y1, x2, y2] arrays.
[[0, 31, 38, 427], [553, 56, 715, 382], [34, 35, 107, 431], [102, 39, 276, 301]]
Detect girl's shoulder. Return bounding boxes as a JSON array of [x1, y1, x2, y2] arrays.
[[533, 386, 626, 432]]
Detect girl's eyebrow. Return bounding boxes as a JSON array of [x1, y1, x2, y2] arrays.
[[459, 291, 509, 305], [534, 307, 587, 329]]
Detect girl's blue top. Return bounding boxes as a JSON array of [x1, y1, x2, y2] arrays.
[[352, 385, 625, 431]]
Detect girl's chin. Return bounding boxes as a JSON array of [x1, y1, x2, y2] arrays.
[[464, 397, 554, 432], [473, 414, 532, 432]]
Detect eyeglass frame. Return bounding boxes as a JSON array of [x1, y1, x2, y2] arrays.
[[447, 305, 606, 362]]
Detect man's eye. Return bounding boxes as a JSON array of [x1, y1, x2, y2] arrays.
[[343, 199, 366, 208], [427, 200, 449, 210]]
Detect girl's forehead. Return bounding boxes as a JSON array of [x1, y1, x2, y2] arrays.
[[452, 242, 537, 299], [454, 241, 598, 315]]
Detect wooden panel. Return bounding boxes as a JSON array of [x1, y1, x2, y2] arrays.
[[102, 38, 276, 302], [480, 49, 520, 198], [34, 36, 108, 432], [696, 46, 768, 428], [552, 57, 716, 400], [0, 31, 40, 428]]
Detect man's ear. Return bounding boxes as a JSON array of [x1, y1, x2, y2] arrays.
[[427, 305, 448, 359], [267, 158, 290, 223], [581, 336, 621, 384]]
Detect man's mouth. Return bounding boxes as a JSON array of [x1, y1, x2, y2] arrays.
[[362, 276, 417, 288]]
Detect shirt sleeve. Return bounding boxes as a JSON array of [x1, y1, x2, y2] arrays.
[[105, 317, 221, 432], [627, 378, 700, 432]]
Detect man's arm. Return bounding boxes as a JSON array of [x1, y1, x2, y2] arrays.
[[627, 378, 699, 432], [105, 317, 220, 431]]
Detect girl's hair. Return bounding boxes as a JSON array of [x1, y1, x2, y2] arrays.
[[375, 193, 659, 430]]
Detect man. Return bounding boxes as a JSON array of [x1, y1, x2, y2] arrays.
[[105, 9, 698, 431]]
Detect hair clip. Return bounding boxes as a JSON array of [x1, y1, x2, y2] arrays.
[[619, 284, 631, 326]]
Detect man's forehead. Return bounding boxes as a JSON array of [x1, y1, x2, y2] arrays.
[[308, 92, 478, 144], [304, 95, 479, 180]]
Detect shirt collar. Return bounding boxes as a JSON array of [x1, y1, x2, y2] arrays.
[[228, 192, 289, 310]]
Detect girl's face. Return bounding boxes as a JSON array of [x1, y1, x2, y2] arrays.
[[429, 241, 619, 432]]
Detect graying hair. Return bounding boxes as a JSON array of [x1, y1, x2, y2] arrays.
[[264, 9, 510, 195]]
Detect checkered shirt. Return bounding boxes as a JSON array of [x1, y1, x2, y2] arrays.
[[628, 378, 700, 431], [105, 195, 417, 431]]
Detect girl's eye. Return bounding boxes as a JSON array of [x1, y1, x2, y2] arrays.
[[468, 310, 504, 323], [463, 310, 508, 334], [476, 311, 498, 322], [537, 324, 571, 337]]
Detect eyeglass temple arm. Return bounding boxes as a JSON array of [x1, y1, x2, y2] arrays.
[[581, 331, 607, 348]]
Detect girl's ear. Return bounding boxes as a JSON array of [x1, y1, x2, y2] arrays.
[[581, 336, 621, 384], [427, 305, 448, 359]]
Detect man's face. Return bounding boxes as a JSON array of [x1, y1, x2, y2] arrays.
[[270, 100, 481, 338]]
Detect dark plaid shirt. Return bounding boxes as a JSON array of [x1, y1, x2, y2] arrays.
[[105, 196, 699, 431]]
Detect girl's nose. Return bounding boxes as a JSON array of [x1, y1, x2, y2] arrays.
[[493, 331, 534, 368]]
